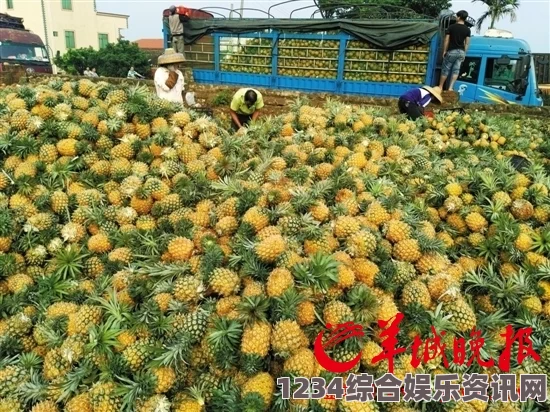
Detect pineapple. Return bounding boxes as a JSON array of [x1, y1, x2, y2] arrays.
[[209, 268, 240, 296], [89, 381, 122, 412], [323, 300, 353, 325], [241, 373, 275, 409], [241, 321, 271, 358], [266, 268, 294, 297], [384, 219, 411, 243], [283, 348, 316, 377], [443, 298, 476, 332], [393, 239, 422, 262], [271, 320, 308, 355], [401, 280, 431, 308], [167, 237, 194, 261], [173, 276, 203, 303], [255, 235, 286, 262]]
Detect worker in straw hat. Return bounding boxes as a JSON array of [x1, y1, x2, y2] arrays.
[[154, 48, 185, 105], [398, 85, 443, 120]]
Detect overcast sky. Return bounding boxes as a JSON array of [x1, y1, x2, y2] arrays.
[[97, 0, 550, 53]]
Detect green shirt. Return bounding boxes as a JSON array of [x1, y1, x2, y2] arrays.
[[230, 88, 264, 115]]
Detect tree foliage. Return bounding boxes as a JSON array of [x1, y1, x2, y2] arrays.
[[473, 0, 519, 33], [315, 0, 451, 19], [54, 41, 151, 78]]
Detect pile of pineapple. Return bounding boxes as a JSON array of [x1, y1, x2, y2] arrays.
[[278, 40, 339, 79], [344, 41, 429, 84], [221, 38, 273, 75], [219, 36, 430, 83], [0, 78, 550, 412]]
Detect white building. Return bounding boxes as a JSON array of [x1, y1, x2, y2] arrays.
[[0, 0, 128, 59]]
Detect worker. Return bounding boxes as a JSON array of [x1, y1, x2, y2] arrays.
[[168, 5, 189, 54], [90, 68, 99, 78], [83, 67, 91, 76], [229, 88, 264, 131], [398, 85, 443, 120], [439, 10, 471, 91], [127, 66, 144, 79], [154, 48, 185, 105]]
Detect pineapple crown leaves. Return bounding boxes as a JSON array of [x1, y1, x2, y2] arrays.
[[0, 335, 24, 358], [475, 308, 508, 332], [0, 207, 15, 237], [465, 265, 531, 308], [292, 252, 339, 293], [414, 232, 446, 255], [345, 284, 379, 324], [207, 316, 243, 357], [210, 379, 242, 412], [211, 176, 245, 198], [55, 360, 95, 403], [52, 245, 88, 280], [115, 371, 157, 412], [240, 392, 267, 412], [91, 289, 132, 327], [200, 243, 225, 282], [85, 318, 123, 356], [130, 261, 191, 281], [30, 272, 75, 308], [16, 369, 49, 407], [289, 187, 316, 214], [237, 295, 270, 326], [0, 253, 17, 279], [271, 287, 304, 322], [16, 352, 42, 372], [150, 331, 193, 371]]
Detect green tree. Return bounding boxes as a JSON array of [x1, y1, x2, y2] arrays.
[[473, 0, 520, 33], [315, 0, 451, 19], [54, 40, 151, 78]]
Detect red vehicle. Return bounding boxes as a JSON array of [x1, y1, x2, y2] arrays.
[[0, 13, 53, 74]]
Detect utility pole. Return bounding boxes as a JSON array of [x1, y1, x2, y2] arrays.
[[240, 0, 244, 18], [230, 3, 233, 19]]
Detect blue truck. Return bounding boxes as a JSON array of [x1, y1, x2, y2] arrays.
[[162, 7, 543, 107]]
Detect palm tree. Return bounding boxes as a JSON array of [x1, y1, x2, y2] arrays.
[[473, 0, 520, 33]]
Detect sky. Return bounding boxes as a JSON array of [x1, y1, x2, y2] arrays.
[[97, 0, 550, 53]]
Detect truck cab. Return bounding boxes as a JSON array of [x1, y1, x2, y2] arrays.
[[0, 14, 53, 74], [455, 33, 542, 106]]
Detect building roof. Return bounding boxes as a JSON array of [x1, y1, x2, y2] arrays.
[[135, 38, 164, 49], [96, 11, 130, 19]]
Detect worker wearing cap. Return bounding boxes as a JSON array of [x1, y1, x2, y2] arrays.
[[168, 5, 189, 54], [154, 48, 185, 105], [229, 88, 264, 131], [398, 86, 443, 120]]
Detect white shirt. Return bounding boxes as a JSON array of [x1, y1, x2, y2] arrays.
[[154, 67, 184, 105], [419, 88, 431, 107]]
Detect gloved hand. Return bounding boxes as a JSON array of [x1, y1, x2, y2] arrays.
[[165, 71, 178, 89]]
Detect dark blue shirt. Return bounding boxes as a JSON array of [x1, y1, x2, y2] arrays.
[[400, 88, 432, 107]]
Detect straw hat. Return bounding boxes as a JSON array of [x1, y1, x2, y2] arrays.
[[158, 48, 185, 66], [421, 85, 443, 104]]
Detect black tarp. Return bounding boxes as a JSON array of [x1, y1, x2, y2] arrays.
[[183, 19, 439, 50]]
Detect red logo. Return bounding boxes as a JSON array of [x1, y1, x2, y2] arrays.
[[313, 321, 365, 373]]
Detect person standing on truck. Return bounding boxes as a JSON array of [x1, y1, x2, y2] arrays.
[[398, 86, 443, 120], [438, 10, 471, 91], [154, 48, 185, 105], [168, 5, 189, 54], [229, 88, 264, 131]]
